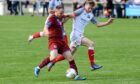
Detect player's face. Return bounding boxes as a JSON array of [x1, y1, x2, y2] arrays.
[[85, 4, 93, 13], [56, 8, 64, 18]]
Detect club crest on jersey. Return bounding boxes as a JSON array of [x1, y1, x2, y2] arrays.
[[87, 15, 90, 19]]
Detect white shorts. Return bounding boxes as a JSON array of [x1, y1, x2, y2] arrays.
[[70, 31, 84, 47]]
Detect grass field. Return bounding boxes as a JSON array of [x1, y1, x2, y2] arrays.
[[0, 16, 140, 84]]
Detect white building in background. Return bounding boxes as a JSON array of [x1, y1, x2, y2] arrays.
[[0, 0, 5, 15]]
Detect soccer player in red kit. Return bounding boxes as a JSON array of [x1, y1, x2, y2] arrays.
[[28, 0, 68, 67], [34, 6, 86, 80]]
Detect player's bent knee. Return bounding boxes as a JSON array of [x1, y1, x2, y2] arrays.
[[68, 56, 74, 61], [63, 51, 74, 61], [88, 41, 94, 47], [70, 46, 77, 55], [50, 49, 58, 61], [70, 42, 77, 48], [65, 55, 74, 61]]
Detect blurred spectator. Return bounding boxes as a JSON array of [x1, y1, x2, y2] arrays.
[[25, 0, 30, 8], [11, 0, 19, 15], [17, 0, 26, 15], [72, 0, 84, 10], [42, 0, 49, 16], [114, 0, 123, 18], [122, 0, 127, 18], [30, 0, 37, 16], [7, 0, 27, 15], [6, 0, 13, 15], [30, 0, 41, 16], [93, 0, 104, 17], [73, 0, 78, 11], [105, 0, 115, 17]]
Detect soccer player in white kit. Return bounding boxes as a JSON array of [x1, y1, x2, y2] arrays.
[[49, 0, 114, 70]]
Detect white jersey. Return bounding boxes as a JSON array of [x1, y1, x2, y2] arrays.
[[70, 8, 97, 47], [72, 8, 97, 35]]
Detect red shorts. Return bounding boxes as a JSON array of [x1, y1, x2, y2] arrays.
[[48, 39, 70, 54]]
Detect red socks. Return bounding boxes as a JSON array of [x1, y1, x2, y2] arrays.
[[39, 55, 65, 69], [69, 60, 78, 74], [52, 55, 65, 64], [88, 49, 95, 67], [39, 57, 50, 69], [33, 32, 43, 38]]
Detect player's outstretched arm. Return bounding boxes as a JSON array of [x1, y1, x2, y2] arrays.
[[96, 18, 114, 27], [62, 14, 73, 23], [63, 13, 75, 18], [64, 7, 84, 18], [44, 18, 54, 37], [43, 25, 49, 37]]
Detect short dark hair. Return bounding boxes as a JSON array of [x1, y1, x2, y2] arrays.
[[56, 5, 63, 9]]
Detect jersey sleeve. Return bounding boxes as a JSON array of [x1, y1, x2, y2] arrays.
[[46, 16, 54, 28], [73, 7, 84, 16], [90, 15, 98, 24], [49, 0, 55, 9]]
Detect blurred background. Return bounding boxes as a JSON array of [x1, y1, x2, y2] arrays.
[[0, 0, 140, 18], [0, 1, 140, 84]]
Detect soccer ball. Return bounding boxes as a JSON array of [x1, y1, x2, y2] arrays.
[[66, 68, 77, 78]]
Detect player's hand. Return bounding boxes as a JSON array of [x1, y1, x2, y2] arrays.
[[108, 18, 114, 24]]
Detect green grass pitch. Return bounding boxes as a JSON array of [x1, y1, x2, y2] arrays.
[[0, 16, 140, 84]]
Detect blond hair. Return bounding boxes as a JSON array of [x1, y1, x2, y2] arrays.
[[84, 0, 95, 7]]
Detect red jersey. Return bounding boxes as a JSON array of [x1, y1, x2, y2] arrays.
[[46, 14, 70, 54], [46, 14, 65, 41]]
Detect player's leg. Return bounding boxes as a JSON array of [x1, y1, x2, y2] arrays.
[[69, 31, 81, 55], [63, 51, 77, 73], [63, 51, 86, 80], [34, 47, 58, 77], [47, 35, 68, 71], [51, 35, 68, 64], [34, 56, 50, 77], [62, 42, 86, 80], [70, 42, 78, 55], [81, 37, 102, 70], [47, 35, 80, 71]]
